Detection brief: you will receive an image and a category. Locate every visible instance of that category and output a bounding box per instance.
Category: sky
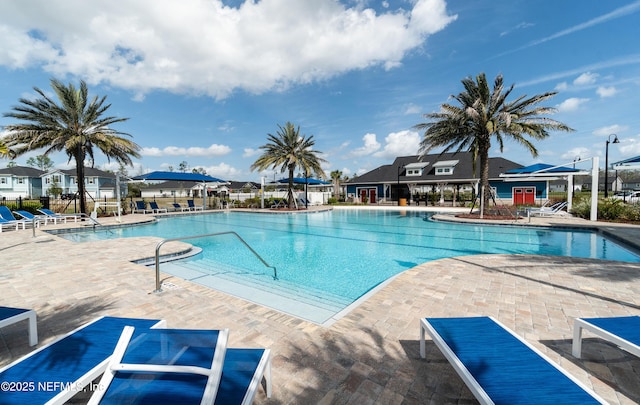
[0,0,639,182]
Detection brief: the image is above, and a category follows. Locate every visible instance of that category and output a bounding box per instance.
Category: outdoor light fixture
[604,134,620,198]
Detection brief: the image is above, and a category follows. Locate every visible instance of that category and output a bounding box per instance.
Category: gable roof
[0,166,45,177]
[44,167,116,178]
[348,153,522,184]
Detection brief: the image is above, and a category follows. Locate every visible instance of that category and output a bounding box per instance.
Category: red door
[369,189,376,204]
[360,189,367,203]
[513,187,535,205]
[513,188,524,205]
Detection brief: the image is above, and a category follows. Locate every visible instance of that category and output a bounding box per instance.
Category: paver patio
[1,209,639,404]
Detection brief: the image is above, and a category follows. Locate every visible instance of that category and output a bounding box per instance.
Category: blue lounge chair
[89,327,272,404]
[38,208,82,223]
[0,205,32,229]
[0,316,165,404]
[420,316,606,404]
[133,200,152,214]
[14,209,51,225]
[172,202,190,212]
[188,199,204,211]
[215,348,272,405]
[0,306,37,346]
[0,217,21,232]
[149,201,168,213]
[572,315,640,359]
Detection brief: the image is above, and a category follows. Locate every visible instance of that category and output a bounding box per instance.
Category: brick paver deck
[1,209,639,404]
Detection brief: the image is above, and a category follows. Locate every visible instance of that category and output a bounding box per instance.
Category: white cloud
[560,147,590,162]
[350,133,381,156]
[403,103,422,115]
[573,72,598,86]
[596,86,617,97]
[0,0,457,100]
[557,97,589,112]
[141,143,231,157]
[242,148,260,158]
[619,136,640,156]
[373,130,421,159]
[199,162,242,180]
[592,125,628,137]
[555,82,568,91]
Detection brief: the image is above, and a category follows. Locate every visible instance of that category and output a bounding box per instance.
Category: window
[52,175,61,183]
[404,162,429,177]
[45,177,51,184]
[0,177,6,184]
[433,160,459,175]
[87,177,95,184]
[17,177,24,184]
[436,167,452,174]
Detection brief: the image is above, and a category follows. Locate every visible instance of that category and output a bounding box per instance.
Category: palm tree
[414,73,573,215]
[0,140,14,159]
[330,170,343,201]
[3,78,140,214]
[251,122,326,209]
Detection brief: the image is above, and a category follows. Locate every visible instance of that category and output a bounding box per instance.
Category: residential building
[41,167,125,199]
[0,166,45,199]
[346,153,523,205]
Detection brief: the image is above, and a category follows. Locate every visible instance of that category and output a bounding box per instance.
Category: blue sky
[1,0,639,181]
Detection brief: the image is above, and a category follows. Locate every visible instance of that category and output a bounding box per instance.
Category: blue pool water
[61,210,640,323]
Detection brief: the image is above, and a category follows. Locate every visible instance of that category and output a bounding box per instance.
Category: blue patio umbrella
[276,177,330,185]
[131,171,226,183]
[131,171,227,209]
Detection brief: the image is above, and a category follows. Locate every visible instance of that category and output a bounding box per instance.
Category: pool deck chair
[89,327,230,404]
[0,205,31,229]
[527,201,568,217]
[420,316,606,404]
[188,199,204,211]
[38,208,82,223]
[14,209,50,225]
[215,348,272,405]
[133,200,152,214]
[0,306,37,346]
[172,202,190,212]
[149,201,168,213]
[0,217,21,232]
[572,316,640,359]
[0,316,165,404]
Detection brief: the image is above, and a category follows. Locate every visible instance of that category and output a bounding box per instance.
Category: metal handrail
[153,231,277,292]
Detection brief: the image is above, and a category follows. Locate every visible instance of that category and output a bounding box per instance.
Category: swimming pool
[60,209,640,324]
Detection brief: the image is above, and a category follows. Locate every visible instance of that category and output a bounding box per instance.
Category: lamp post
[573,156,581,169]
[397,165,403,206]
[604,134,619,198]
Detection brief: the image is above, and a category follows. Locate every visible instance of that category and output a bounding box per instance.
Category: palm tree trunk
[75,146,88,214]
[288,165,295,209]
[479,142,491,216]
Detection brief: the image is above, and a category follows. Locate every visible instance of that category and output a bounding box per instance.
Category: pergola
[499,158,599,221]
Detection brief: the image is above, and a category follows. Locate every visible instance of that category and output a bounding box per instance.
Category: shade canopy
[131,171,226,183]
[277,177,330,185]
[612,155,640,169]
[503,163,579,175]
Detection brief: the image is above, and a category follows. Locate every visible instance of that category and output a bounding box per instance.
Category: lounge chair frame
[0,316,166,405]
[38,208,82,223]
[89,326,229,404]
[0,306,37,346]
[420,316,606,404]
[572,316,640,359]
